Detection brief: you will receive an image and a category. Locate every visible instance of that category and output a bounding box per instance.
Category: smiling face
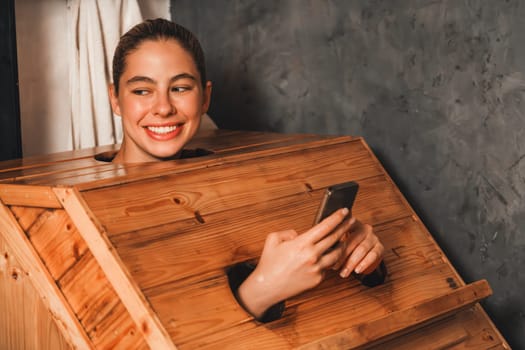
[109,39,212,163]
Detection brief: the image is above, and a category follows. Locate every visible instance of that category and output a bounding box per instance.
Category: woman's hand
[236,208,352,318]
[236,208,384,319]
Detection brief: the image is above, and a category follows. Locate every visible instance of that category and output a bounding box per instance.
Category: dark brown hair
[112,18,206,93]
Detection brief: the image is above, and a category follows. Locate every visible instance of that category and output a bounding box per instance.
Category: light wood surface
[0,184,62,208]
[55,187,176,350]
[0,232,71,350]
[0,199,92,349]
[8,205,147,349]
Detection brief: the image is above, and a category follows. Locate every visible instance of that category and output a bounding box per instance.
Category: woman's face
[109,39,211,163]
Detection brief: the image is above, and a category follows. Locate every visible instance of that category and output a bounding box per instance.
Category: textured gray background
[171,1,525,347]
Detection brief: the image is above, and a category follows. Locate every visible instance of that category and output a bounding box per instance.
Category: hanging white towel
[69,0,142,149]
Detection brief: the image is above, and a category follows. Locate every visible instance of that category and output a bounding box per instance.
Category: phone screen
[314,181,359,224]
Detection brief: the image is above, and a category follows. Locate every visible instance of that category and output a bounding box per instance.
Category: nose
[153,92,175,117]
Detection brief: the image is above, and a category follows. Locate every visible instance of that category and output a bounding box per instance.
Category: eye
[171,86,191,93]
[132,89,150,96]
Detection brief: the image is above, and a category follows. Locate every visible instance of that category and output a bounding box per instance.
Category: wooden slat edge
[0,199,94,350]
[54,187,177,350]
[299,279,492,350]
[0,184,62,208]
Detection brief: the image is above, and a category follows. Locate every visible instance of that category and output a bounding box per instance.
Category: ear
[202,81,212,114]
[108,83,122,116]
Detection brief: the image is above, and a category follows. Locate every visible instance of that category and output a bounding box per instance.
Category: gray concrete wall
[171,1,525,347]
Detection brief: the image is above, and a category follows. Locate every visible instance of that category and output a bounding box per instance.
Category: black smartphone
[314,181,359,225]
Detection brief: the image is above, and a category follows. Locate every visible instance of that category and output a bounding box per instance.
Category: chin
[150,146,184,160]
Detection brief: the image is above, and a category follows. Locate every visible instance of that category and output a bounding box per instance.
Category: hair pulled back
[112,18,206,93]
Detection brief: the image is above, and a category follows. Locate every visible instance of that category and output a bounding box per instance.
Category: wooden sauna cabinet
[0,130,510,349]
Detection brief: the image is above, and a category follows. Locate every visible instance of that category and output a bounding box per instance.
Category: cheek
[178,95,204,118]
[121,99,151,120]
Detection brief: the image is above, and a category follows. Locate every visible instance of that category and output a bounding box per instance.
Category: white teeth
[146,125,178,134]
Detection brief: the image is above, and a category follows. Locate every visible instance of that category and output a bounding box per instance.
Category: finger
[331,218,363,270]
[356,243,385,274]
[303,208,349,244]
[331,241,348,270]
[343,221,369,254]
[339,238,375,278]
[316,216,354,256]
[317,244,345,270]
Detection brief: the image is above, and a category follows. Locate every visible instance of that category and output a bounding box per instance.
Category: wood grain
[0,130,326,189]
[83,139,383,236]
[297,280,491,350]
[142,217,465,347]
[111,175,406,293]
[59,251,122,333]
[88,302,149,350]
[55,187,176,350]
[0,143,119,176]
[46,134,349,190]
[0,199,93,349]
[369,304,508,349]
[0,184,62,208]
[9,205,46,230]
[59,251,147,349]
[23,208,88,280]
[0,232,71,350]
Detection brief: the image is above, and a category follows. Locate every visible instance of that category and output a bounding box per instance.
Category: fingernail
[340,268,349,278]
[355,265,362,274]
[342,208,349,216]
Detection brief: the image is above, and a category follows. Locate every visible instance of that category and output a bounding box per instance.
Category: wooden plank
[59,251,147,349]
[9,205,46,230]
[88,303,149,350]
[0,143,119,175]
[0,131,324,188]
[83,139,382,237]
[59,251,120,333]
[1,232,71,350]
[150,262,458,347]
[370,305,508,349]
[155,272,484,349]
[54,187,176,350]
[0,184,62,208]
[25,134,349,190]
[149,270,251,345]
[298,280,492,349]
[23,208,88,280]
[0,157,112,184]
[0,131,313,177]
[0,199,93,349]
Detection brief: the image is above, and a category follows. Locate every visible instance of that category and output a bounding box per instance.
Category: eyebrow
[125,73,197,85]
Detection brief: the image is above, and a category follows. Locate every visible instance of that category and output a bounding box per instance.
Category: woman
[109,18,384,321]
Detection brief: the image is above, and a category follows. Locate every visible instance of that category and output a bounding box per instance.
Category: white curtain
[68,0,142,149]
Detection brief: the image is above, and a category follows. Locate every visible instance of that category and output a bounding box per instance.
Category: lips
[144,123,183,140]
